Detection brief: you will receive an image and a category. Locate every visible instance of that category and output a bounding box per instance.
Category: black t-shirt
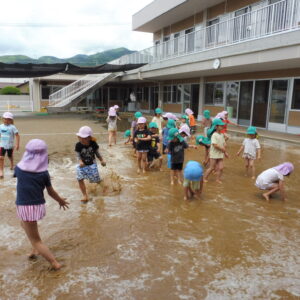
[134,129,150,151]
[75,140,99,165]
[168,140,188,164]
[149,133,160,153]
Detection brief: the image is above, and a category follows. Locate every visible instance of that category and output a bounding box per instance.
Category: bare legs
[204,159,224,183]
[21,221,62,270]
[262,184,280,202]
[244,158,255,179]
[0,156,3,178]
[170,170,182,185]
[137,152,147,174]
[108,131,117,147]
[78,179,88,202]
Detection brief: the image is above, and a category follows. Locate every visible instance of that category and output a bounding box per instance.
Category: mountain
[0,48,135,66]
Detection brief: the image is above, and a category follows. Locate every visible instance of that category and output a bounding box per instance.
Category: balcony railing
[116,0,300,65]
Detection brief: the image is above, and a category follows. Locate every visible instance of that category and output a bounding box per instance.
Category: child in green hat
[147,122,163,171]
[151,108,164,135]
[196,135,211,167]
[236,126,261,179]
[167,128,189,185]
[124,129,131,144]
[162,119,176,153]
[201,110,212,137]
[131,111,143,157]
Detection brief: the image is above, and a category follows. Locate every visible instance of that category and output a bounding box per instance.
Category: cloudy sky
[0,0,153,58]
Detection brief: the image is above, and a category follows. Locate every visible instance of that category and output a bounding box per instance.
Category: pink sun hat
[179,124,191,137]
[17,139,48,173]
[162,112,178,121]
[113,105,119,110]
[76,126,93,138]
[137,117,147,124]
[2,112,14,119]
[108,107,117,117]
[274,162,294,176]
[185,108,193,115]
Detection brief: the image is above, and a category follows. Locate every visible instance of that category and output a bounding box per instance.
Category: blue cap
[184,161,203,181]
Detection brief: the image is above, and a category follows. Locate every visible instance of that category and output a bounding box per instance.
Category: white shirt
[243,138,260,159]
[256,168,283,190]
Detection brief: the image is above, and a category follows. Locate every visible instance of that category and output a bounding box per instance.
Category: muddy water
[0,114,300,300]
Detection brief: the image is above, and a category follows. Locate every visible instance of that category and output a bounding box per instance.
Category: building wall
[203,105,223,116]
[163,103,182,113]
[288,111,300,126]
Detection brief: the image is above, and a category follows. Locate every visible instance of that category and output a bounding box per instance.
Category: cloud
[0,0,153,58]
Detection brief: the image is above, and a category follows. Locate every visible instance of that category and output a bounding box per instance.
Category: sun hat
[149,122,158,129]
[246,126,257,135]
[163,112,178,120]
[137,116,147,124]
[181,114,189,120]
[113,105,119,110]
[155,108,162,114]
[2,112,13,119]
[215,111,228,119]
[124,129,131,137]
[212,118,225,126]
[185,108,193,115]
[108,107,117,117]
[203,110,210,119]
[168,128,184,142]
[76,126,93,138]
[196,135,211,146]
[184,161,203,181]
[179,124,191,137]
[166,119,176,129]
[134,111,142,118]
[17,139,48,173]
[274,162,294,176]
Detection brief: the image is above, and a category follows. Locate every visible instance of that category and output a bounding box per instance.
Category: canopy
[0,62,146,78]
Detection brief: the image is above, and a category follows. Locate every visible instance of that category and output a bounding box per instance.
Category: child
[14,139,69,270]
[0,112,20,178]
[162,119,176,153]
[196,135,211,167]
[201,110,212,137]
[179,124,191,141]
[131,111,143,156]
[151,108,164,135]
[124,129,131,144]
[106,108,117,147]
[255,162,294,202]
[183,161,204,201]
[134,117,151,174]
[215,110,238,135]
[236,126,261,179]
[179,114,189,129]
[203,119,229,183]
[147,122,163,171]
[113,105,121,120]
[75,126,106,203]
[167,128,189,185]
[185,108,196,135]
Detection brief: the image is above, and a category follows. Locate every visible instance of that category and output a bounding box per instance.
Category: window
[109,87,118,100]
[136,87,143,102]
[204,82,224,105]
[204,83,214,104]
[163,86,172,103]
[291,79,300,109]
[214,83,224,105]
[172,85,177,103]
[173,32,180,54]
[226,81,239,118]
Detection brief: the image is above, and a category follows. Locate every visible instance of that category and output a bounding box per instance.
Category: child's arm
[15,133,20,151]
[236,145,244,156]
[278,180,286,201]
[257,148,261,160]
[213,143,229,158]
[46,186,69,210]
[95,150,106,166]
[199,178,204,195]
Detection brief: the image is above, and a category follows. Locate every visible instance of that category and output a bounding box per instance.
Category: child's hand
[101,161,106,167]
[58,198,69,210]
[15,145,20,151]
[79,161,85,168]
[224,151,229,158]
[236,152,240,157]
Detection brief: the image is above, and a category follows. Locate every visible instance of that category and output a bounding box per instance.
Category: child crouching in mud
[75,126,106,203]
[15,139,69,270]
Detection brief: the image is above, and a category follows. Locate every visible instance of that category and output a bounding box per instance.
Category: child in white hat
[106,107,118,147]
[0,112,20,178]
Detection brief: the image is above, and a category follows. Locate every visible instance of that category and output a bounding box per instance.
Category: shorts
[183,179,200,190]
[255,177,275,190]
[0,147,13,157]
[16,204,46,222]
[137,149,149,153]
[171,163,183,171]
[147,151,161,162]
[76,163,100,183]
[190,126,196,134]
[243,153,256,160]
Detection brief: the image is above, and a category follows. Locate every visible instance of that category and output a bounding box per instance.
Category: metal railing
[48,73,113,107]
[115,0,300,65]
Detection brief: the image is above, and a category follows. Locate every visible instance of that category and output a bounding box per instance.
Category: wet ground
[0,114,300,300]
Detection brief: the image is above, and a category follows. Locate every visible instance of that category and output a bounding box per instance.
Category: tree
[0,86,21,95]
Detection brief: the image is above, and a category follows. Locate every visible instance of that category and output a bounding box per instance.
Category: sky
[0,0,153,59]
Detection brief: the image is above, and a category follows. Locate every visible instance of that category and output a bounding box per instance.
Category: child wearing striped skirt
[14,139,69,270]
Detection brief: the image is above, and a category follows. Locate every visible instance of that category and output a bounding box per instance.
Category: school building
[32,0,300,133]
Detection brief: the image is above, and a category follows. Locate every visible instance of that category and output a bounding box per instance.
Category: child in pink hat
[0,112,20,178]
[106,108,118,146]
[15,139,69,270]
[75,126,106,202]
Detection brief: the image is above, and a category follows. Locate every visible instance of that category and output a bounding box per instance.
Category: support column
[158,82,163,108]
[198,76,205,120]
[29,79,41,112]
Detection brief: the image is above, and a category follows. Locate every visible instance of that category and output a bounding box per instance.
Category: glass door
[238,81,253,126]
[252,80,270,128]
[191,84,199,117]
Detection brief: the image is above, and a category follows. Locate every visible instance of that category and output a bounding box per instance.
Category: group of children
[0,106,295,270]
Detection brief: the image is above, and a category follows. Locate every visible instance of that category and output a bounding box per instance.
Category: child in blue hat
[237,126,261,179]
[183,161,204,201]
[167,128,189,185]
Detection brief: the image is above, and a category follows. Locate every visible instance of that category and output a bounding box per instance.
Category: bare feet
[159,168,163,172]
[177,179,182,185]
[216,180,222,184]
[137,168,141,174]
[263,193,270,202]
[251,176,255,180]
[51,261,62,270]
[183,196,188,201]
[170,180,174,185]
[142,169,146,174]
[203,179,208,183]
[28,248,39,260]
[81,196,89,203]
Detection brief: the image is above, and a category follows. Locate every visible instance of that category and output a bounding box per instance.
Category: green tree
[0,86,21,95]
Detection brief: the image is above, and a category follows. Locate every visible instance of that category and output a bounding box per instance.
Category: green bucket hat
[181,114,189,120]
[166,119,176,129]
[124,129,131,137]
[203,110,210,119]
[155,108,162,114]
[212,118,225,126]
[149,122,158,129]
[134,111,142,118]
[196,135,211,146]
[168,128,184,142]
[246,126,257,135]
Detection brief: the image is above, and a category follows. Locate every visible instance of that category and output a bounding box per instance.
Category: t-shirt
[256,168,284,189]
[162,127,169,146]
[151,116,163,134]
[106,116,117,131]
[134,129,150,151]
[75,140,99,165]
[210,132,226,159]
[220,119,229,134]
[168,140,188,164]
[15,166,51,206]
[189,115,196,127]
[149,133,160,153]
[0,124,18,149]
[243,138,260,158]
